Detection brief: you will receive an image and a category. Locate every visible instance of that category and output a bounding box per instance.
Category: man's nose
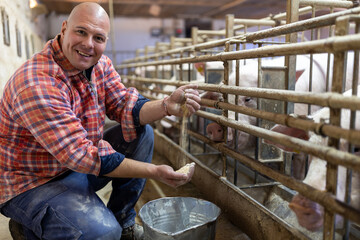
[83,36,94,48]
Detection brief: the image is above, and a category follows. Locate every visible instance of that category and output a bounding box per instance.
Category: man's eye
[95,36,106,43]
[76,30,85,35]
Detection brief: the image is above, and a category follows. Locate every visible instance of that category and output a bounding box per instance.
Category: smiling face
[60,3,110,71]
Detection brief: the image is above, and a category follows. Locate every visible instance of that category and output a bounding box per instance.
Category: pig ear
[296,69,305,82]
[264,124,309,152]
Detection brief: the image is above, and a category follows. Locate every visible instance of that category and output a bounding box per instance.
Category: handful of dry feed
[176,162,195,174]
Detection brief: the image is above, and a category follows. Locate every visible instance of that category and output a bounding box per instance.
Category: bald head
[67,2,110,27]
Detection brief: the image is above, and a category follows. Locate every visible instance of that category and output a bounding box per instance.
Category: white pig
[206,53,357,149]
[268,85,360,231]
[206,55,319,145]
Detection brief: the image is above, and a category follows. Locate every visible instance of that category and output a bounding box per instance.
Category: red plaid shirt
[0,35,139,204]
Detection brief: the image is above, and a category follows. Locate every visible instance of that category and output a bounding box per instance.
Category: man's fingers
[180,84,198,91]
[185,93,201,102]
[184,88,200,96]
[184,98,200,115]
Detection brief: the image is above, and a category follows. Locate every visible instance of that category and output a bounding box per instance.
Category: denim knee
[80,222,122,240]
[134,124,154,164]
[141,125,154,150]
[142,124,154,142]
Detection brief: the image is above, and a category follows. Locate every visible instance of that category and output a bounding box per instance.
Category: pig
[204,53,358,180]
[205,55,313,145]
[205,53,357,149]
[267,85,360,231]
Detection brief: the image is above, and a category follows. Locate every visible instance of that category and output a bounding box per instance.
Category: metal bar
[118,33,360,69]
[124,75,360,111]
[108,0,116,67]
[196,83,360,111]
[344,29,359,236]
[322,18,348,240]
[200,98,360,146]
[118,7,360,64]
[300,0,355,8]
[197,29,226,36]
[233,18,286,27]
[195,110,360,172]
[182,128,360,226]
[239,182,280,189]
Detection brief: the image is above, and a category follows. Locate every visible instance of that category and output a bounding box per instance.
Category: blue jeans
[0,124,154,240]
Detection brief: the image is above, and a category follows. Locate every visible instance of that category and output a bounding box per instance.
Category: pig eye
[245,97,252,102]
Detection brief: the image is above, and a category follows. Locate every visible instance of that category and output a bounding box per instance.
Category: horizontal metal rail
[124,75,360,110]
[118,33,360,68]
[129,6,325,62]
[200,98,360,146]
[196,110,360,172]
[119,7,360,64]
[300,0,356,8]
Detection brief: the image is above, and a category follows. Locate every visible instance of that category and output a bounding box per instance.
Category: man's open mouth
[76,50,91,57]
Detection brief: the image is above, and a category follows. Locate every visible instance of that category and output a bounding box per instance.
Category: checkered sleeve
[102,58,139,142]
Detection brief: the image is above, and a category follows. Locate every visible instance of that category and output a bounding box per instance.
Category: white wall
[0,0,46,94]
[0,1,226,95]
[47,14,187,64]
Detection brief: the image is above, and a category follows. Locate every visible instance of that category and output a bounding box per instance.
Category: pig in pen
[117,2,360,239]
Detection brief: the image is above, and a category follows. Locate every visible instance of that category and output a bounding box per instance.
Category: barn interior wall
[0,0,224,95]
[47,14,224,64]
[0,0,46,94]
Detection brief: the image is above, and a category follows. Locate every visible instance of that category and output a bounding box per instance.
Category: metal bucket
[139,197,221,240]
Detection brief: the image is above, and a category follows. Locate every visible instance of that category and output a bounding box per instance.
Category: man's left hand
[165,84,201,117]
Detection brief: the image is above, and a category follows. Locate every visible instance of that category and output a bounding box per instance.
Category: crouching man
[0,2,201,240]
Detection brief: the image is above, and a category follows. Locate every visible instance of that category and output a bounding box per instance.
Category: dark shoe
[9,219,25,240]
[121,223,144,240]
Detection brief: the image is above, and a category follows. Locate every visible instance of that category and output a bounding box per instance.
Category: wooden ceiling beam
[202,0,247,17]
[42,0,220,7]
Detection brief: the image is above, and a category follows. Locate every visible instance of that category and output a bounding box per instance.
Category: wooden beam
[42,0,220,7]
[202,0,247,17]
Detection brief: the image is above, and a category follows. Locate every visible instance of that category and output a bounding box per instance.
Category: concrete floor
[0,214,11,240]
[0,150,250,240]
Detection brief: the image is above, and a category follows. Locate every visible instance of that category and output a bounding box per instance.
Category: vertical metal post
[254,45,262,184]
[285,0,299,114]
[222,42,231,178]
[322,16,350,240]
[284,0,299,181]
[219,15,234,178]
[178,49,188,169]
[155,42,159,80]
[109,0,117,66]
[191,26,198,45]
[307,7,316,115]
[234,42,240,185]
[170,37,176,79]
[344,21,359,240]
[226,14,234,71]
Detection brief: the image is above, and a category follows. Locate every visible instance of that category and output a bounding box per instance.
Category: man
[0,2,201,240]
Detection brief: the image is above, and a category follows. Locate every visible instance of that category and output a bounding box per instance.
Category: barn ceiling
[39,0,287,19]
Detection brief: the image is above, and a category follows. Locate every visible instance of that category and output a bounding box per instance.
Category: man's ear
[60,21,67,36]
